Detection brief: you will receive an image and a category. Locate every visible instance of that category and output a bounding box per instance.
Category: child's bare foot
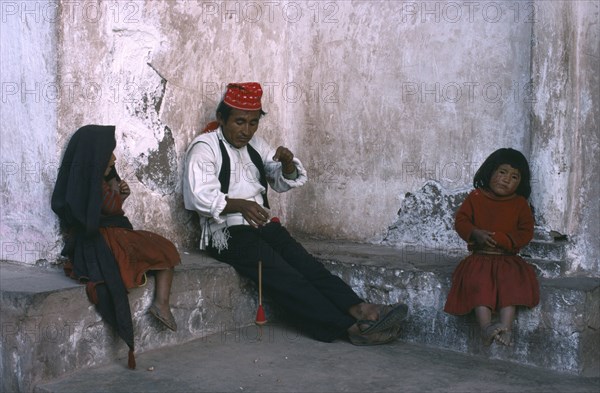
[495,329,513,346]
[482,323,504,346]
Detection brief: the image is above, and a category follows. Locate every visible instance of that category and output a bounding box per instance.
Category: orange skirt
[444,253,539,315]
[99,228,180,289]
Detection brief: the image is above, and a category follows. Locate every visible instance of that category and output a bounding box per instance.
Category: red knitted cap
[223,82,263,111]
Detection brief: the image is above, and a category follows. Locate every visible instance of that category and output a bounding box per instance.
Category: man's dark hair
[216,101,266,123]
[473,148,532,199]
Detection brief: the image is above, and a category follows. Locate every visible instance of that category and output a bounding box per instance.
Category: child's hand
[106,178,120,192]
[471,229,497,248]
[119,181,131,200]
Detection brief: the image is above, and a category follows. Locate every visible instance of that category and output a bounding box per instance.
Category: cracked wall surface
[1,0,598,274]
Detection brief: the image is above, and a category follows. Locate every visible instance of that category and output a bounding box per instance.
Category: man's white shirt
[183,127,307,249]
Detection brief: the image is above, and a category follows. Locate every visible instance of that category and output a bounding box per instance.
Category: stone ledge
[299,237,599,378]
[1,239,599,392]
[1,252,260,393]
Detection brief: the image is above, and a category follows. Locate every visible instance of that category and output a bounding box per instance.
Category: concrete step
[34,325,600,393]
[299,237,600,377]
[0,252,261,393]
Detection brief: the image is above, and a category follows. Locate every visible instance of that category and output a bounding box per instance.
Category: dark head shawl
[51,125,136,368]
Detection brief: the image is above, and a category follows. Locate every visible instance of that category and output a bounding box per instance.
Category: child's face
[489,164,521,197]
[104,153,116,176]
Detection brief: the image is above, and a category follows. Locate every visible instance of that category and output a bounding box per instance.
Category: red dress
[99,181,180,289]
[444,189,540,315]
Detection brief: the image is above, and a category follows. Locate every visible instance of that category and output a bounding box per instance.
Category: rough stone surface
[2,239,599,392]
[299,238,600,377]
[0,252,261,393]
[134,125,178,196]
[521,239,568,262]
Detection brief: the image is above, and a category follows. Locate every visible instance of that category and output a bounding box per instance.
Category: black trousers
[209,221,362,342]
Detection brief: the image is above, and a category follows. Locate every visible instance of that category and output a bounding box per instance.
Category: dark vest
[217,139,270,209]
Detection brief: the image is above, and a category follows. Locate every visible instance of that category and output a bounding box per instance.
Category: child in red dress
[444,148,540,346]
[101,152,180,331]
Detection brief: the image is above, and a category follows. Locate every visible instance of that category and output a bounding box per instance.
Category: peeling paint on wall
[1,0,597,275]
[382,181,468,251]
[129,64,167,121]
[120,64,178,195]
[135,126,178,195]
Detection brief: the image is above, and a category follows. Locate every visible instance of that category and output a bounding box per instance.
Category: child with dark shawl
[51,125,180,369]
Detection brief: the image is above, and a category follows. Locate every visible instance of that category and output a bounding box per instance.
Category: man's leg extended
[211,225,357,342]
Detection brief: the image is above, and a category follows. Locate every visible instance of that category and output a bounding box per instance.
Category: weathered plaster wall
[282,1,533,240]
[0,0,60,265]
[2,0,597,274]
[56,0,296,249]
[56,0,533,246]
[530,0,599,273]
[55,0,183,247]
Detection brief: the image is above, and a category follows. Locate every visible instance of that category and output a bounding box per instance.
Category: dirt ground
[37,324,600,393]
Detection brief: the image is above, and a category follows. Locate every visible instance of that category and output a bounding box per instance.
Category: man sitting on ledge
[183,82,407,345]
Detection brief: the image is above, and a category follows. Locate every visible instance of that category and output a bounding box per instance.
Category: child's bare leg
[153,268,174,314]
[475,306,503,345]
[496,306,515,346]
[148,268,176,331]
[474,306,491,328]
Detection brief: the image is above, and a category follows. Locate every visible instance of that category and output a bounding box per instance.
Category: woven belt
[472,249,516,256]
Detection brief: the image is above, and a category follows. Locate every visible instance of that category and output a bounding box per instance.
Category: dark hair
[216,101,266,123]
[473,148,531,198]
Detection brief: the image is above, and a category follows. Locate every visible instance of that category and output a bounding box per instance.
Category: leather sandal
[349,325,401,346]
[149,304,177,332]
[357,303,408,335]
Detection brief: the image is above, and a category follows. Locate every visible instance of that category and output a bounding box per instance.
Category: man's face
[218,109,262,148]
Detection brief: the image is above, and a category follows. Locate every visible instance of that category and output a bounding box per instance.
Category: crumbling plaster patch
[382,181,468,251]
[123,63,178,196]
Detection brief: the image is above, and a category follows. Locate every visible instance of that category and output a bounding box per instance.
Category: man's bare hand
[273,146,296,174]
[224,198,269,228]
